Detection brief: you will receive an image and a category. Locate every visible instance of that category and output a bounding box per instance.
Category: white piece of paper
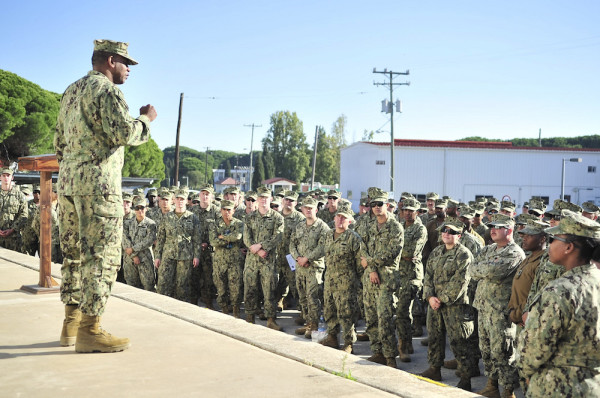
[286,254,296,271]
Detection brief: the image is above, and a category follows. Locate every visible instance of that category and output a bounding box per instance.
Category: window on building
[415,194,426,202]
[376,160,385,165]
[589,166,596,173]
[475,195,493,202]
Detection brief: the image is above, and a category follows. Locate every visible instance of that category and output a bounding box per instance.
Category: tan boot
[295,325,309,335]
[418,366,442,381]
[60,304,81,347]
[443,358,458,369]
[304,322,317,339]
[501,387,516,398]
[397,339,411,363]
[366,352,386,365]
[356,332,369,341]
[246,314,255,324]
[476,378,500,398]
[232,305,240,319]
[342,344,354,354]
[456,376,472,391]
[320,333,339,349]
[267,317,283,331]
[386,357,397,368]
[75,314,130,353]
[276,298,284,312]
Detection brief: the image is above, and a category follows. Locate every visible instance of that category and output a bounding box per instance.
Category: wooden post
[18,154,60,294]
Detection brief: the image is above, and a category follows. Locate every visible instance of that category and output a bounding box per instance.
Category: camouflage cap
[488,214,515,228]
[271,197,282,207]
[52,183,58,193]
[132,197,146,208]
[147,188,158,196]
[133,188,144,197]
[545,209,600,239]
[335,207,354,220]
[420,202,428,211]
[214,192,223,201]
[220,199,235,210]
[302,197,318,208]
[94,39,139,65]
[434,198,447,208]
[1,168,14,176]
[370,191,389,203]
[317,195,327,205]
[528,198,546,215]
[175,188,188,199]
[256,186,271,197]
[274,187,286,198]
[400,191,414,200]
[199,183,214,194]
[327,190,341,199]
[486,203,500,213]
[158,187,171,198]
[191,192,201,202]
[441,217,464,232]
[581,201,599,214]
[446,198,459,208]
[387,198,397,208]
[20,184,33,196]
[283,190,299,201]
[359,196,370,206]
[487,197,499,205]
[472,204,485,215]
[33,184,40,193]
[515,213,537,225]
[228,186,241,194]
[402,197,421,211]
[500,200,516,212]
[519,219,550,235]
[122,192,133,202]
[245,191,258,200]
[547,199,582,215]
[459,207,476,219]
[367,187,384,199]
[476,197,487,203]
[426,192,439,200]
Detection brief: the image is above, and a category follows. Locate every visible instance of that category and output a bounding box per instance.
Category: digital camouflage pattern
[290,218,330,324]
[517,263,600,397]
[243,208,284,318]
[31,203,62,263]
[209,216,244,309]
[525,255,565,313]
[191,202,220,303]
[122,215,157,291]
[21,199,39,255]
[470,240,525,389]
[0,187,28,251]
[275,209,305,303]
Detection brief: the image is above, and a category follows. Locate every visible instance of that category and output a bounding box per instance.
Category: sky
[2,1,599,155]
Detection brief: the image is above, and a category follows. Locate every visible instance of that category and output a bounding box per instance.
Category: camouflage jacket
[243,208,284,255]
[353,211,375,239]
[323,228,363,282]
[209,217,244,250]
[290,218,330,270]
[399,217,427,284]
[155,211,201,260]
[424,243,473,306]
[0,188,28,232]
[122,216,157,258]
[360,214,404,284]
[55,71,150,197]
[460,231,484,257]
[516,263,600,393]
[525,252,565,313]
[317,207,337,228]
[192,203,220,244]
[470,240,525,312]
[277,209,305,257]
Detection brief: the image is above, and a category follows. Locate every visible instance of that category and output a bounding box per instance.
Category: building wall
[341,142,600,210]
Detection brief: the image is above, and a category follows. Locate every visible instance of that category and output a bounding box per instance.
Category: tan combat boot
[366,352,386,365]
[342,344,353,354]
[397,339,411,363]
[232,305,240,319]
[356,332,369,341]
[476,378,500,398]
[418,366,442,381]
[443,358,458,369]
[276,298,284,312]
[295,325,309,335]
[246,314,255,324]
[456,376,472,391]
[75,314,130,353]
[320,333,339,349]
[60,304,81,346]
[386,357,397,368]
[304,322,318,339]
[267,317,283,332]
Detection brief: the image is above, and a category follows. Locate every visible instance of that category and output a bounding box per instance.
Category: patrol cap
[317,195,327,206]
[446,198,459,209]
[20,184,33,196]
[327,190,341,199]
[133,188,144,197]
[302,197,318,208]
[522,201,529,209]
[581,201,599,214]
[158,187,172,199]
[441,217,464,232]
[545,209,600,239]
[387,198,397,208]
[199,183,214,194]
[419,202,428,212]
[400,191,414,200]
[220,200,235,210]
[271,197,282,207]
[284,190,299,201]
[367,187,384,199]
[191,193,201,203]
[500,200,516,212]
[487,198,499,205]
[147,188,158,197]
[245,191,258,200]
[33,184,41,193]
[93,39,139,65]
[274,187,286,198]
[228,186,241,194]
[459,207,476,219]
[426,192,439,201]
[547,199,582,216]
[175,188,188,199]
[486,203,500,213]
[359,196,370,206]
[256,186,271,197]
[132,197,146,208]
[488,214,515,228]
[214,192,223,201]
[434,199,447,208]
[335,207,354,220]
[402,197,421,211]
[472,204,485,215]
[528,199,546,216]
[122,192,133,202]
[1,168,14,176]
[370,191,389,204]
[515,213,537,225]
[519,219,550,235]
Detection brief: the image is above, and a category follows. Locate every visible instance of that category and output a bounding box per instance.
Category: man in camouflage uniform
[320,207,362,353]
[470,214,525,397]
[317,189,341,227]
[122,197,157,291]
[20,184,39,256]
[55,39,156,352]
[146,188,158,209]
[396,197,427,362]
[581,201,599,221]
[516,210,600,397]
[154,188,200,302]
[0,168,28,252]
[360,191,404,368]
[209,200,244,317]
[225,187,246,221]
[275,190,304,312]
[417,217,475,391]
[147,188,172,225]
[423,198,447,265]
[472,204,489,241]
[118,192,135,283]
[290,197,330,338]
[191,183,219,309]
[243,186,284,331]
[31,184,62,264]
[419,192,439,224]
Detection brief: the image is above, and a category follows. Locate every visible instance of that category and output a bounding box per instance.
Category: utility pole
[204,147,210,184]
[373,69,409,195]
[244,123,262,191]
[174,93,184,186]
[311,126,318,190]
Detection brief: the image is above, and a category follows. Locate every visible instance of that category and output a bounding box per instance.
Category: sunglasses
[246,198,256,202]
[134,206,145,211]
[545,214,561,221]
[270,204,280,209]
[440,228,460,235]
[327,196,338,200]
[488,210,498,215]
[548,235,571,244]
[371,201,385,208]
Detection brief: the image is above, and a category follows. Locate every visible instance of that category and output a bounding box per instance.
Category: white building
[340,139,600,210]
[213,166,253,192]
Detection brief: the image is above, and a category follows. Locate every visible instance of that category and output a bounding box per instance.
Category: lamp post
[561,158,582,200]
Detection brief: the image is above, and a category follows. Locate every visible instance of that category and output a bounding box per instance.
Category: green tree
[224,159,232,177]
[313,126,337,185]
[252,151,265,189]
[262,110,310,182]
[262,148,275,180]
[0,69,61,163]
[329,114,348,183]
[362,129,375,142]
[122,138,165,186]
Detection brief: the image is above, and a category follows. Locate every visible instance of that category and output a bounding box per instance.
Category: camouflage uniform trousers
[295,265,324,324]
[191,248,215,303]
[275,254,298,303]
[427,303,475,377]
[395,280,420,344]
[243,254,278,318]
[123,251,155,291]
[157,259,193,302]
[363,273,398,358]
[323,274,357,346]
[478,307,519,388]
[212,250,243,309]
[58,194,122,316]
[0,234,22,252]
